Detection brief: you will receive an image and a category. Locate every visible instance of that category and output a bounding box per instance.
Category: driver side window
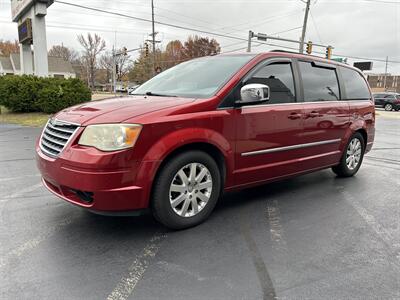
[219,61,297,108]
[245,62,296,104]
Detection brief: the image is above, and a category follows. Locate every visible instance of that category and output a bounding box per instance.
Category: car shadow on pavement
[216,169,339,212]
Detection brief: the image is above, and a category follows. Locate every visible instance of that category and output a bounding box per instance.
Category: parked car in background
[128,85,140,95]
[116,86,127,93]
[36,51,375,229]
[373,92,400,111]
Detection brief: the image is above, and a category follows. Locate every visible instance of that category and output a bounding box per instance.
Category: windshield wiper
[144,92,177,97]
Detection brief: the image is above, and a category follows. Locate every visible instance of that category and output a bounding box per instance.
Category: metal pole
[299,0,311,54]
[112,47,117,96]
[151,0,156,76]
[247,30,253,52]
[383,56,388,91]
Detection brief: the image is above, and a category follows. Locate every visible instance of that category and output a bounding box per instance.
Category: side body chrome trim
[217,99,373,111]
[241,138,342,157]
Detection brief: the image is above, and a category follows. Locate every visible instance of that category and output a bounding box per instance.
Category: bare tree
[48,44,79,64]
[100,49,131,81]
[0,39,19,55]
[77,33,106,89]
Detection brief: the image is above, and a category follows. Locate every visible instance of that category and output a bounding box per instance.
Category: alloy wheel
[385,104,393,111]
[346,138,362,170]
[169,163,213,217]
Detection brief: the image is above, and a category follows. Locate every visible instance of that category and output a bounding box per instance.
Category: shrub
[0,75,41,112]
[0,75,91,113]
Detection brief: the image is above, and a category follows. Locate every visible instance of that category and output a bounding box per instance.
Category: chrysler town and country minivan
[36,51,375,229]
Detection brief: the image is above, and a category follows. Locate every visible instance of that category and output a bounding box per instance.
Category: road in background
[0,112,399,299]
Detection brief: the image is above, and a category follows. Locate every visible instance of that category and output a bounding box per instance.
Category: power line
[309,10,323,44]
[53,1,400,64]
[361,0,399,4]
[53,1,303,50]
[4,0,397,65]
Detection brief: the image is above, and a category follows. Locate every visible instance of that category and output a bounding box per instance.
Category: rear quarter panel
[347,100,375,152]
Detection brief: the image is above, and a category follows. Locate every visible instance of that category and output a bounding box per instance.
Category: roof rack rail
[270,49,334,61]
[270,50,300,55]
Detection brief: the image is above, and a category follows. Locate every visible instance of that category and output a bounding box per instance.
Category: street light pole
[299,0,311,54]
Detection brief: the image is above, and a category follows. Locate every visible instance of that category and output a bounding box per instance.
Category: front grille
[40,119,79,157]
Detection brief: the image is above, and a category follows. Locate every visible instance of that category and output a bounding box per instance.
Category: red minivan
[36,51,375,229]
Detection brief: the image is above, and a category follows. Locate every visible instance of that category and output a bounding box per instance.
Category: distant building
[0,53,76,78]
[367,74,400,93]
[0,56,14,75]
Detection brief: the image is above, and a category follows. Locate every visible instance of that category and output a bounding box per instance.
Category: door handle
[308,111,320,118]
[288,112,302,120]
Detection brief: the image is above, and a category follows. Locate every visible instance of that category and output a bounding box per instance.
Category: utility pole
[299,0,311,54]
[151,0,156,76]
[383,56,388,91]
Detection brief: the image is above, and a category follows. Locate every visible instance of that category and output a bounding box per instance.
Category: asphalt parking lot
[1,110,399,300]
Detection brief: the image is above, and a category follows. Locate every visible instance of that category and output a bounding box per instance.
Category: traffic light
[326,46,333,59]
[115,64,119,75]
[144,43,149,57]
[306,41,313,55]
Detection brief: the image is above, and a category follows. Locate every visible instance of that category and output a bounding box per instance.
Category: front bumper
[36,146,157,212]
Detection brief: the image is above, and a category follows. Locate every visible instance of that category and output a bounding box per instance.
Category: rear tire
[332,132,365,177]
[384,103,393,111]
[152,151,221,230]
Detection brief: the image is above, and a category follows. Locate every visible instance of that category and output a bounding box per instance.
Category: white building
[0,53,76,78]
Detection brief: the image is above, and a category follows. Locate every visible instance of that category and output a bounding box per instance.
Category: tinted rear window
[299,61,340,101]
[340,67,371,100]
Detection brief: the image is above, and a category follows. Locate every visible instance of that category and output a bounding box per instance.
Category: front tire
[152,151,221,230]
[332,132,365,177]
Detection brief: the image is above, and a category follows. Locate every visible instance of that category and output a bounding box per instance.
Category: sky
[0,0,399,73]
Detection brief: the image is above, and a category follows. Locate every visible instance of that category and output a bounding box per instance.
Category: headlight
[78,124,142,151]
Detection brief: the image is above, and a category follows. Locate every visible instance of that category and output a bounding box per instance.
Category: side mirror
[236,84,270,105]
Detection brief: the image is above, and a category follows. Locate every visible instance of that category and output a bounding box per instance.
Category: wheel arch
[355,128,368,146]
[154,142,227,187]
[137,127,234,209]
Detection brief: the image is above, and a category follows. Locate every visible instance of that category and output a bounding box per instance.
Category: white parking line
[0,217,74,269]
[266,199,288,251]
[338,187,400,262]
[0,183,43,203]
[107,233,167,300]
[0,174,40,182]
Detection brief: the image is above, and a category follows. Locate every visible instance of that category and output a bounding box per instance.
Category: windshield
[133,54,255,98]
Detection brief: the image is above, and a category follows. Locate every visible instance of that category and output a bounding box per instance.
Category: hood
[54,96,195,126]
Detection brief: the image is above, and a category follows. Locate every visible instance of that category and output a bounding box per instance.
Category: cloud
[1,0,399,73]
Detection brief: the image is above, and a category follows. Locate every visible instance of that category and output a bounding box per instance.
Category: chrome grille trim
[40,119,80,158]
[47,122,76,134]
[42,133,66,147]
